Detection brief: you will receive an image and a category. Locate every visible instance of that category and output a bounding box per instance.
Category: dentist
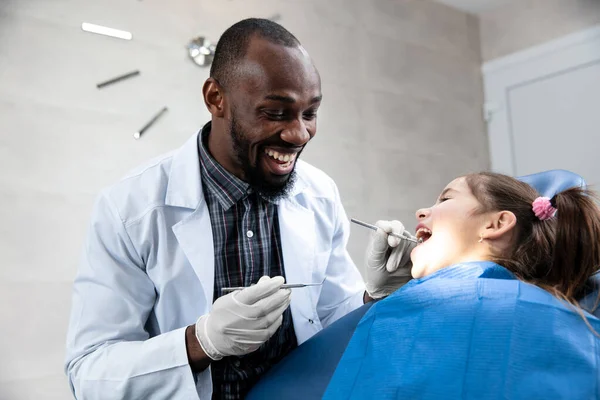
[65,18,415,400]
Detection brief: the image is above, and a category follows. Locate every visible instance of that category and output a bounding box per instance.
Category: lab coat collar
[165,132,205,209]
[165,127,310,209]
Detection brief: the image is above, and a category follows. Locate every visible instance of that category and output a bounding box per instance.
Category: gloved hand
[365,220,417,299]
[195,276,291,360]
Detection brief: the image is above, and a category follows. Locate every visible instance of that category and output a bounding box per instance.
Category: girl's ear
[483,210,517,240]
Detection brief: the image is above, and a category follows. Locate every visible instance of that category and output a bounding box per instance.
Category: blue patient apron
[324,261,600,400]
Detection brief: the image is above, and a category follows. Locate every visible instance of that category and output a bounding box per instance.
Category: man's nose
[280,119,311,146]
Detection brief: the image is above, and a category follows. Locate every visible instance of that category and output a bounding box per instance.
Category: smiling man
[64,18,416,400]
[203,22,321,202]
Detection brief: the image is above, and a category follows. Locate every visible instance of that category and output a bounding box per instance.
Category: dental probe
[221,279,325,293]
[350,218,423,244]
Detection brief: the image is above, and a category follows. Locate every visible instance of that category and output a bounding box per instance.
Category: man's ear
[483,210,517,241]
[202,78,226,118]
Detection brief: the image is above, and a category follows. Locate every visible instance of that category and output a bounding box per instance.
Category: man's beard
[230,115,298,201]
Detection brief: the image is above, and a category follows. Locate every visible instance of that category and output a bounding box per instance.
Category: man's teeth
[265,149,297,163]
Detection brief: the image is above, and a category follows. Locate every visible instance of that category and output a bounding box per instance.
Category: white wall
[482,25,600,185]
[0,1,487,398]
[479,0,600,61]
[479,0,600,183]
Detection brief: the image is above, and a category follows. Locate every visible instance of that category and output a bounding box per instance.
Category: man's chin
[251,169,297,201]
[266,172,291,185]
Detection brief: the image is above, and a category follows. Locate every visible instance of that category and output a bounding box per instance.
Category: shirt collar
[198,122,250,210]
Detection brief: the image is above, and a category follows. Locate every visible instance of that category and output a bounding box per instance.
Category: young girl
[410,171,600,314]
[248,171,600,400]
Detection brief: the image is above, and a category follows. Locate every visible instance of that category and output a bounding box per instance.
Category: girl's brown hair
[465,172,600,314]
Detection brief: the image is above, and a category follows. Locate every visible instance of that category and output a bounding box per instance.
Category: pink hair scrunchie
[532,196,556,221]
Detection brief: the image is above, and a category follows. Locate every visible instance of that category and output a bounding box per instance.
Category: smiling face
[205,35,322,200]
[410,177,494,278]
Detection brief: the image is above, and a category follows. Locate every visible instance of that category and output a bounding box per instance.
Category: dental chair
[247,170,600,400]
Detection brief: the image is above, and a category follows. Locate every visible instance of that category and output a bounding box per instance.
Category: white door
[483,25,600,187]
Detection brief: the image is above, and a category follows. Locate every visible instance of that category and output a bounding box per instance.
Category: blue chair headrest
[517,169,586,197]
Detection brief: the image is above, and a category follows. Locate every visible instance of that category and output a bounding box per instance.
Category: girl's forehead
[444,177,467,191]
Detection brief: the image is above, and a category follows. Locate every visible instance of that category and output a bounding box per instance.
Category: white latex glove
[365,220,417,299]
[195,275,291,360]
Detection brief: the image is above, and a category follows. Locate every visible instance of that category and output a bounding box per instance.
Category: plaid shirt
[198,123,298,400]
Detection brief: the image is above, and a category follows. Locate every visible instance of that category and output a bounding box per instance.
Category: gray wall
[479,0,600,61]
[0,0,487,398]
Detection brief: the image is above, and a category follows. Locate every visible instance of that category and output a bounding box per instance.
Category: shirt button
[246,230,254,238]
[308,319,314,324]
[233,359,241,368]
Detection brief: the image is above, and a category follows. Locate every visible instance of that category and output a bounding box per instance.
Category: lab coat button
[308,319,314,324]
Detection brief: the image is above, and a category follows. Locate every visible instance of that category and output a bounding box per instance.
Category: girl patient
[411,172,599,307]
[249,172,600,400]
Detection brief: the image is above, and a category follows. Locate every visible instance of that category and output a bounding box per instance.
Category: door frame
[482,24,600,175]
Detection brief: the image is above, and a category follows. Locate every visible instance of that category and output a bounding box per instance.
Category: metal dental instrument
[221,279,325,293]
[134,106,168,139]
[96,70,140,89]
[350,218,422,244]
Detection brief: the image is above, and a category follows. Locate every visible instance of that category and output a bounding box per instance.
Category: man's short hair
[210,18,300,89]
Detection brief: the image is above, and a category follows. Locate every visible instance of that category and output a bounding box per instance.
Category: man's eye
[265,111,285,120]
[439,197,450,203]
[303,112,317,120]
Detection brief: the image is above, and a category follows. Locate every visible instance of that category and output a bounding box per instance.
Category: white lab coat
[64,132,366,399]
